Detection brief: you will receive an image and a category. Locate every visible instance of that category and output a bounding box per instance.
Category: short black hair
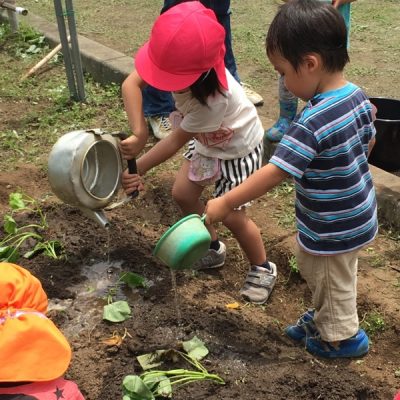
[190,68,225,106]
[266,0,349,72]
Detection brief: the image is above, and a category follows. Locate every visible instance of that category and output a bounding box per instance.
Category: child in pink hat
[121,1,277,304]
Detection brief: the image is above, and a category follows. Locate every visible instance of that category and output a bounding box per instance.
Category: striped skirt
[184,140,263,202]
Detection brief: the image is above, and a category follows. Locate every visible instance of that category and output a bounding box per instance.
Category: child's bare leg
[172,160,218,240]
[222,208,266,265]
[223,208,276,304]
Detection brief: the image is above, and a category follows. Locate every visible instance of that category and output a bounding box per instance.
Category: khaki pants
[296,244,359,342]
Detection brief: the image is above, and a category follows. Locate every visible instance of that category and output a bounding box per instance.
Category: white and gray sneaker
[240,262,277,304]
[192,241,226,270]
[148,115,172,139]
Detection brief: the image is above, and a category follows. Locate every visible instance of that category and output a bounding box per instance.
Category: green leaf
[143,375,172,398]
[103,300,131,322]
[23,242,44,259]
[120,271,147,288]
[155,377,172,398]
[0,246,19,262]
[3,214,17,234]
[137,350,167,371]
[9,192,26,210]
[42,240,62,259]
[122,375,155,400]
[23,248,40,259]
[24,239,60,260]
[182,336,209,361]
[26,44,37,53]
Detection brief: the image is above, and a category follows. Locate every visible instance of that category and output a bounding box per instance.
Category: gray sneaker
[148,115,172,139]
[192,242,226,270]
[240,262,277,304]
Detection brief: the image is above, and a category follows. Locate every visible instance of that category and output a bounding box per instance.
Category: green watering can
[153,214,211,270]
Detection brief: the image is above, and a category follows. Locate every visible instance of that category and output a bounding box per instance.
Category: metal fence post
[65,0,85,101]
[53,0,85,102]
[6,0,18,32]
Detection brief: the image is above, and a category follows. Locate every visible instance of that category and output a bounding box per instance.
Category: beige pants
[296,244,360,342]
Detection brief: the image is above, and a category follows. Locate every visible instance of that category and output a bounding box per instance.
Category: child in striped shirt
[205,0,377,359]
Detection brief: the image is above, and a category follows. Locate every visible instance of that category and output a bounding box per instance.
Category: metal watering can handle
[115,131,139,199]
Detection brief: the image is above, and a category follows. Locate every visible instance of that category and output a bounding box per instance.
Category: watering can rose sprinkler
[47,129,138,228]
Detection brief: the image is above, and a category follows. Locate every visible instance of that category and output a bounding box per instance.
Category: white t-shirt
[172,70,263,160]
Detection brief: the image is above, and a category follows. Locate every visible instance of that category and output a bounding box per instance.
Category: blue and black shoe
[306,328,369,359]
[285,309,315,343]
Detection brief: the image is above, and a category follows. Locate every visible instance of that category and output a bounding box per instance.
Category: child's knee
[171,186,186,206]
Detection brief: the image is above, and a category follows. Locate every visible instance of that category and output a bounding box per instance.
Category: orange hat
[0,262,71,382]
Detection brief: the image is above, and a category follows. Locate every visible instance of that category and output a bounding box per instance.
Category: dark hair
[190,68,226,106]
[161,0,193,14]
[266,0,349,72]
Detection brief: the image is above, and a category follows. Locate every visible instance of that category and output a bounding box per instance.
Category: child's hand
[121,168,144,195]
[205,197,231,225]
[119,135,144,160]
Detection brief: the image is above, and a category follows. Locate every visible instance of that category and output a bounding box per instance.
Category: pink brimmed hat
[134,1,228,91]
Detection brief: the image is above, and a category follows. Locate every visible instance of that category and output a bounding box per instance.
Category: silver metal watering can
[48,129,137,228]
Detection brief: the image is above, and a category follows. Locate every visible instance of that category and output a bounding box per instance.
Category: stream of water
[169,269,182,326]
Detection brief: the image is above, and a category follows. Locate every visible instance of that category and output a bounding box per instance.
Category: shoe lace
[160,116,171,131]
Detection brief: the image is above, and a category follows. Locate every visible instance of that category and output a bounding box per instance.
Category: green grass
[0,22,128,171]
[288,255,299,274]
[267,180,296,230]
[18,0,400,94]
[360,311,386,337]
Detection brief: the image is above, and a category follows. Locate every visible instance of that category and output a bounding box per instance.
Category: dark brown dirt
[2,165,399,400]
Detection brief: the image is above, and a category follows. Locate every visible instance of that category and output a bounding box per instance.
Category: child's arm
[137,127,192,175]
[368,103,377,156]
[368,137,376,156]
[120,70,150,158]
[205,163,289,224]
[121,127,192,194]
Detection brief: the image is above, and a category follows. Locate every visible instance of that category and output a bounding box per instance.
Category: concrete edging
[0,11,134,84]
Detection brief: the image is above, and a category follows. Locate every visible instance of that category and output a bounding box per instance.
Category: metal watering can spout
[79,207,110,229]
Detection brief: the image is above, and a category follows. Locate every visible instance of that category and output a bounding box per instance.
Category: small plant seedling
[284,255,300,285]
[122,337,224,399]
[104,271,147,304]
[102,271,146,323]
[360,311,386,336]
[103,300,131,323]
[0,192,63,262]
[288,256,299,274]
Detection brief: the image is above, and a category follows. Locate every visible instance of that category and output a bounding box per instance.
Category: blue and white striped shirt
[270,82,378,255]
